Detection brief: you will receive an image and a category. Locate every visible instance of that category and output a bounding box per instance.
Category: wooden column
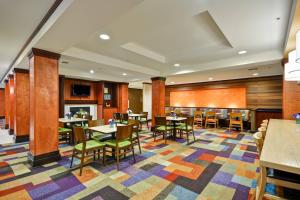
[151,77,166,127]
[4,80,9,129]
[13,69,30,143]
[8,75,14,135]
[0,88,5,119]
[283,80,300,119]
[118,83,129,113]
[28,48,61,166]
[59,75,65,118]
[97,81,104,119]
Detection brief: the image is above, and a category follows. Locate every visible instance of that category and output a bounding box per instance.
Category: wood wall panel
[103,108,118,124]
[166,76,283,109]
[0,89,5,117]
[128,88,143,113]
[14,71,29,137]
[64,78,97,101]
[283,81,300,119]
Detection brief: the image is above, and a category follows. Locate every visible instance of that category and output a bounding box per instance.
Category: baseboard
[28,151,61,167]
[14,135,29,143]
[9,129,14,135]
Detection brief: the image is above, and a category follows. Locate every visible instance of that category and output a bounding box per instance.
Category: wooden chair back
[206,111,216,120]
[128,119,140,132]
[141,112,148,119]
[155,116,166,126]
[194,111,203,119]
[113,113,122,120]
[230,112,243,122]
[116,125,133,141]
[59,121,64,128]
[175,109,182,116]
[73,126,86,145]
[122,113,129,121]
[88,119,104,127]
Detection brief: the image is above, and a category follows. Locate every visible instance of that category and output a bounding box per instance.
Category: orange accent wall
[14,71,30,136]
[0,89,5,117]
[170,88,246,108]
[29,54,59,156]
[283,81,300,119]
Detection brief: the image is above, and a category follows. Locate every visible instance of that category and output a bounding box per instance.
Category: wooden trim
[0,0,63,82]
[14,135,29,143]
[28,151,61,167]
[28,48,61,60]
[151,77,166,81]
[64,100,98,104]
[8,74,14,79]
[13,68,29,74]
[167,75,282,88]
[65,77,99,83]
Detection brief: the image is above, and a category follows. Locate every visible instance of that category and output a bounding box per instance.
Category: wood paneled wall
[166,76,283,109]
[128,88,143,113]
[64,78,97,102]
[0,89,5,117]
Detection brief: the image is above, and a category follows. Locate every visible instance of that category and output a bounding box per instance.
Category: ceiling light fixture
[173,63,180,67]
[99,33,110,40]
[122,73,127,76]
[90,70,94,74]
[238,50,247,55]
[252,72,259,76]
[208,77,213,81]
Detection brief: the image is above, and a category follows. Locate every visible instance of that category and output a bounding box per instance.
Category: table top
[166,116,187,121]
[260,119,300,174]
[88,124,125,134]
[59,118,88,123]
[129,114,144,117]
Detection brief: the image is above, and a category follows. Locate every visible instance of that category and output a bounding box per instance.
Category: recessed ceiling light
[253,72,259,76]
[208,77,213,81]
[238,50,247,55]
[170,81,175,84]
[90,70,94,74]
[99,33,110,40]
[122,73,127,76]
[173,63,180,67]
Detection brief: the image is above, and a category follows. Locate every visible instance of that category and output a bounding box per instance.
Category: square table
[166,116,187,139]
[88,124,126,138]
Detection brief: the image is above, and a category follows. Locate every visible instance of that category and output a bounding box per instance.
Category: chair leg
[103,147,106,165]
[70,150,75,168]
[132,145,136,163]
[154,131,156,142]
[79,153,85,176]
[137,137,142,154]
[164,132,167,144]
[192,130,195,141]
[186,132,189,144]
[116,148,120,170]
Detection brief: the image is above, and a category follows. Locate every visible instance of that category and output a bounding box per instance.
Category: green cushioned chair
[104,125,136,170]
[154,116,172,144]
[175,116,195,144]
[139,112,149,130]
[58,123,72,144]
[70,127,106,176]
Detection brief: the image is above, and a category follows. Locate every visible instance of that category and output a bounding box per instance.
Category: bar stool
[258,126,267,139]
[253,131,263,154]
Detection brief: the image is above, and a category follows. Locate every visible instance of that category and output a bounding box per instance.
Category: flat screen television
[71,84,91,96]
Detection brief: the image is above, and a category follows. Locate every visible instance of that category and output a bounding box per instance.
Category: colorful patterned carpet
[0,129,262,200]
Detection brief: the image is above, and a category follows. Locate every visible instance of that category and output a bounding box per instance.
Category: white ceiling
[1,0,294,88]
[0,0,55,80]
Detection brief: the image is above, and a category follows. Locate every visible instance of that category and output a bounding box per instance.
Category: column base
[9,129,14,135]
[28,151,61,167]
[5,124,9,129]
[14,135,29,143]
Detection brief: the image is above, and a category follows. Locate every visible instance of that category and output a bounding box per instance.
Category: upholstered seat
[105,139,131,148]
[157,125,172,131]
[75,140,105,151]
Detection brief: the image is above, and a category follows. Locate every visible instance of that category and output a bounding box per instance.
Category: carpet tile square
[1,128,293,199]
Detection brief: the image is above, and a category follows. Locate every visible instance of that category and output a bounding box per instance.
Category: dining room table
[88,123,126,139]
[129,113,145,120]
[166,116,187,139]
[256,119,300,200]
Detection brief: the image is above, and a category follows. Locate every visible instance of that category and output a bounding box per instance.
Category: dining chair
[88,119,107,140]
[70,126,105,176]
[205,111,218,128]
[139,112,149,130]
[104,125,136,170]
[229,112,243,131]
[128,119,142,154]
[154,116,172,144]
[121,113,129,124]
[194,111,203,128]
[58,122,72,144]
[113,113,122,123]
[176,116,196,144]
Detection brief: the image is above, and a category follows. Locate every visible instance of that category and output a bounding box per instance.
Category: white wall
[142,83,152,119]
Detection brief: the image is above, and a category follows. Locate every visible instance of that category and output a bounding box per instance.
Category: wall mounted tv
[71,84,91,96]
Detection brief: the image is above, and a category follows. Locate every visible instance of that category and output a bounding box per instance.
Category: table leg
[173,121,176,139]
[256,166,266,200]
